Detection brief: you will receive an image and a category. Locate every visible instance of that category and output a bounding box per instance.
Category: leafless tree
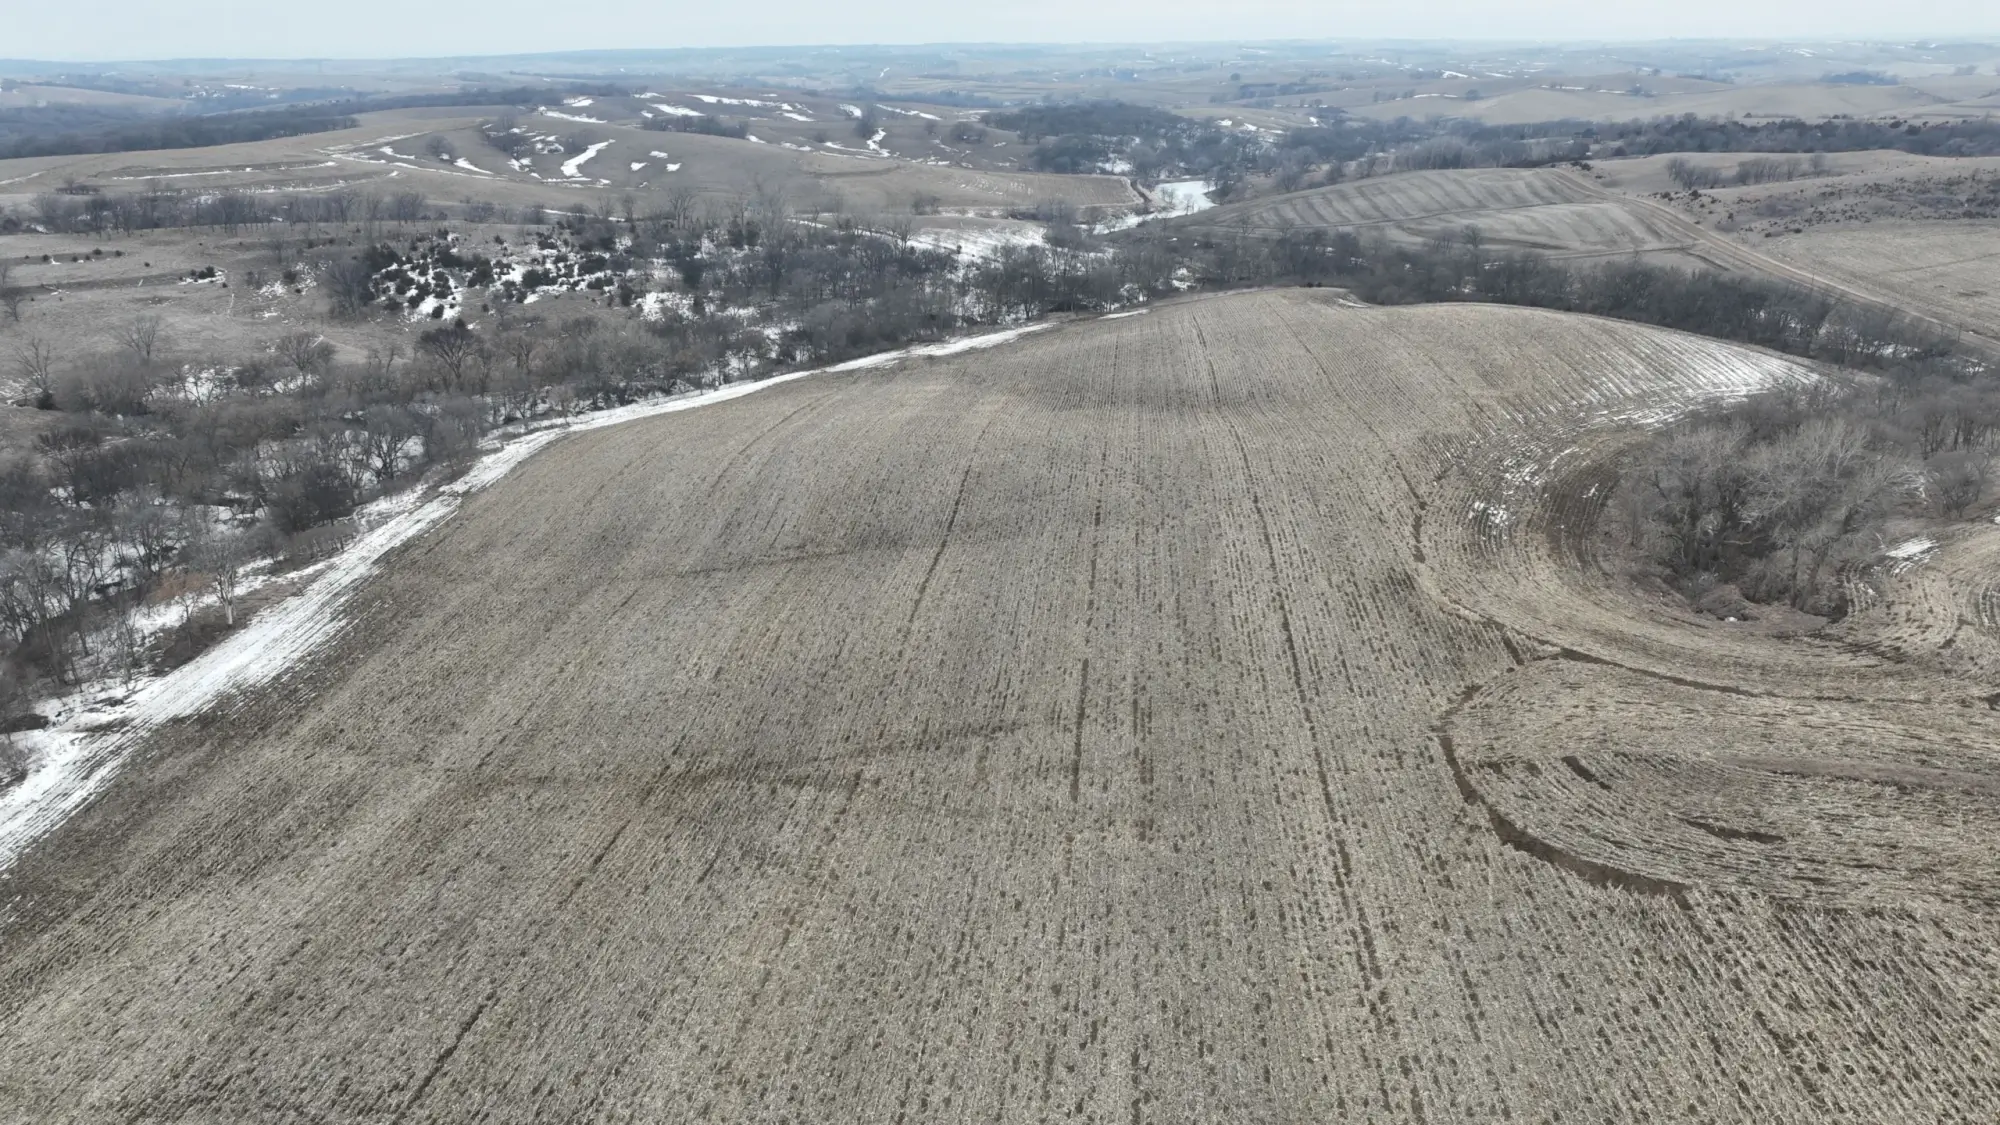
[0,260,24,324]
[665,185,699,231]
[358,405,421,482]
[104,589,146,689]
[0,658,28,787]
[1665,157,1724,190]
[418,321,481,389]
[183,522,250,627]
[388,192,424,224]
[13,338,57,404]
[272,332,335,380]
[1928,449,1993,517]
[112,315,166,367]
[498,329,541,378]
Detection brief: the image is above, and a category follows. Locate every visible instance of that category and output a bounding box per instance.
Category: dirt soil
[0,291,1995,1122]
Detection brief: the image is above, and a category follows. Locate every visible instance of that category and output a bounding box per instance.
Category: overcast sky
[10,1,2000,63]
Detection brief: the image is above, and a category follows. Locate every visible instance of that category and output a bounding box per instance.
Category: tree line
[0,105,360,161]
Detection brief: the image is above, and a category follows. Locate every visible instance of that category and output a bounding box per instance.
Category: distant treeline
[979,100,1267,181]
[1142,224,1961,372]
[332,85,629,113]
[0,84,626,161]
[0,104,359,160]
[851,88,1000,108]
[1586,116,2000,159]
[640,115,750,140]
[981,102,1189,143]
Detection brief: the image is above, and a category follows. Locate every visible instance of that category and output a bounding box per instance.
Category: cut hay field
[1,291,1995,1122]
[1183,167,1701,261]
[1758,221,2000,329]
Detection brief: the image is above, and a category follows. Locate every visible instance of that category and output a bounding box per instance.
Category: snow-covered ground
[691,94,796,109]
[1094,180,1216,233]
[560,141,613,179]
[0,323,1059,874]
[1154,181,1217,214]
[907,222,1048,262]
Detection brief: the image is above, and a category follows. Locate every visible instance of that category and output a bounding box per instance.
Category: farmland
[0,291,1993,1121]
[1181,167,1710,265]
[0,106,1137,221]
[1759,221,2000,331]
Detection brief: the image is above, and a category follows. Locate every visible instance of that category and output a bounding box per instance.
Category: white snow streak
[560,141,613,179]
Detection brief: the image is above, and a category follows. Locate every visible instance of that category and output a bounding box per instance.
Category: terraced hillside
[1,291,1996,1122]
[1186,167,1699,261]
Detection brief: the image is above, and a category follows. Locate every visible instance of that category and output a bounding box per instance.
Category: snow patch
[1886,536,1939,572]
[560,140,613,179]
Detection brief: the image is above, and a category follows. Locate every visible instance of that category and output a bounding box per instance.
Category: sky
[8,0,2000,62]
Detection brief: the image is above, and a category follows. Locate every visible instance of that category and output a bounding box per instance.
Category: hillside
[1179,167,1704,264]
[0,291,1993,1122]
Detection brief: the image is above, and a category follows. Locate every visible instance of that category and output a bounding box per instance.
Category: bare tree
[418,321,481,389]
[0,658,28,787]
[665,185,699,231]
[1665,157,1724,191]
[0,260,24,324]
[323,255,377,319]
[358,405,421,483]
[388,191,424,224]
[104,589,146,689]
[1929,449,1993,517]
[184,522,250,628]
[498,328,541,377]
[272,332,335,381]
[13,337,57,406]
[112,315,166,367]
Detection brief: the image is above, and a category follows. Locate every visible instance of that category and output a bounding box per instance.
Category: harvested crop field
[2,291,1997,1122]
[1186,167,1699,261]
[1760,220,2000,333]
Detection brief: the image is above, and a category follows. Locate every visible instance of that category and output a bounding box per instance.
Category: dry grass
[1760,221,2000,330]
[0,107,1136,223]
[1189,167,1702,262]
[0,291,1994,1121]
[1343,79,1952,126]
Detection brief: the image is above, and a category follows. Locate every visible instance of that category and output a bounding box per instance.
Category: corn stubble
[0,290,1994,1122]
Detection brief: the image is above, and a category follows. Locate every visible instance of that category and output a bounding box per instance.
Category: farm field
[1339,74,1993,125]
[1181,167,1706,263]
[1758,221,2000,329]
[1578,152,2000,343]
[0,291,1994,1122]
